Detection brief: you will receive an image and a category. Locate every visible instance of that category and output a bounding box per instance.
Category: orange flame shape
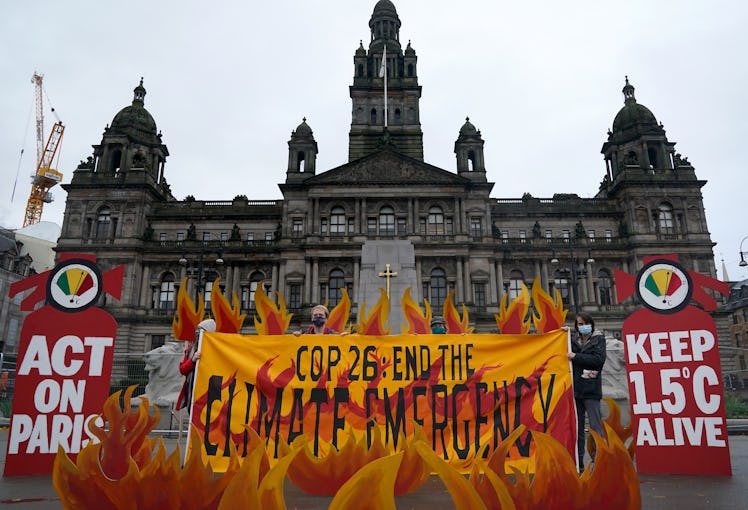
[495,282,531,334]
[254,280,293,335]
[327,287,352,332]
[401,287,432,333]
[602,397,635,459]
[172,277,205,340]
[443,290,473,333]
[210,277,246,333]
[356,288,391,335]
[530,276,567,333]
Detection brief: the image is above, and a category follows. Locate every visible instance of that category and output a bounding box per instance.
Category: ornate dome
[373,0,398,17]
[109,79,160,144]
[459,117,479,136]
[609,77,663,143]
[292,117,314,138]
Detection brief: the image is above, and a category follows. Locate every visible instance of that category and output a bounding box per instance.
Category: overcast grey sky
[2,1,746,281]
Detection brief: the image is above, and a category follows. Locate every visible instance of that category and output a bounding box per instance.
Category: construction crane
[23,72,64,227]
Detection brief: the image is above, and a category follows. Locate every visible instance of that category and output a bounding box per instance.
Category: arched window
[427,206,444,235]
[249,271,265,309]
[203,280,214,306]
[407,64,414,77]
[330,206,346,235]
[371,108,377,124]
[159,273,176,310]
[553,269,570,305]
[467,150,476,171]
[429,268,447,308]
[598,269,613,305]
[357,64,364,77]
[96,207,111,240]
[394,108,401,123]
[658,203,674,234]
[329,269,345,307]
[379,206,395,236]
[508,270,525,300]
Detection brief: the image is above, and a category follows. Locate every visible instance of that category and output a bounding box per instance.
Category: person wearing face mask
[293,305,348,336]
[430,316,447,334]
[566,312,606,472]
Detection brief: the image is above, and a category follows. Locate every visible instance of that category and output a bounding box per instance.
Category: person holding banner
[566,312,606,471]
[293,305,348,336]
[176,318,216,410]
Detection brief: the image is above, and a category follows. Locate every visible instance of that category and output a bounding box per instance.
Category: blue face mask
[578,324,592,335]
[312,316,326,327]
[431,326,446,334]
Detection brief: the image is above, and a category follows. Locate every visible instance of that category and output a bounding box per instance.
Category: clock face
[635,259,693,314]
[46,259,103,312]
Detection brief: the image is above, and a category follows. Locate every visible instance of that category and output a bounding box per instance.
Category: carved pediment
[308,149,468,185]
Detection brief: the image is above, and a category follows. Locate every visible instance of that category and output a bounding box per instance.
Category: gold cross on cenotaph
[378,263,398,298]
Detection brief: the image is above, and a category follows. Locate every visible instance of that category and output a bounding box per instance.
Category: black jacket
[571,330,606,400]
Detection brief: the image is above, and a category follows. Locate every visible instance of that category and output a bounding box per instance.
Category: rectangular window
[159,232,167,241]
[740,355,747,371]
[605,229,613,242]
[241,286,250,310]
[289,284,302,309]
[446,218,454,235]
[220,232,229,241]
[150,335,166,350]
[470,217,482,237]
[419,218,427,234]
[177,232,185,242]
[348,217,355,234]
[474,283,486,307]
[247,232,254,241]
[501,230,509,244]
[519,230,527,243]
[545,229,553,243]
[265,232,273,241]
[587,229,596,242]
[292,218,303,237]
[736,333,742,348]
[321,218,328,235]
[397,217,407,236]
[367,217,377,236]
[562,230,570,241]
[422,282,429,302]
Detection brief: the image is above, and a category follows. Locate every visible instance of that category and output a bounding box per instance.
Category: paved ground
[1,429,746,509]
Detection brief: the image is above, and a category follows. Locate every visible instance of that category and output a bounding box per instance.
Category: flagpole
[383,45,388,128]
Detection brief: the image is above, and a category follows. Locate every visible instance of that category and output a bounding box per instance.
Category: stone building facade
[56,0,723,359]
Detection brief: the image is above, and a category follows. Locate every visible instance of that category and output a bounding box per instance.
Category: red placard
[622,306,731,475]
[3,255,123,477]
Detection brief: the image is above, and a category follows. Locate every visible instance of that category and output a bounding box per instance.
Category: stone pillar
[488,261,497,305]
[353,258,360,303]
[415,258,423,301]
[456,258,464,301]
[312,258,319,303]
[139,265,151,307]
[463,257,471,302]
[496,261,504,302]
[304,258,312,303]
[541,260,549,291]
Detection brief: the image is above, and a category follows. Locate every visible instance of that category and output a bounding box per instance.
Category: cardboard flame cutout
[327,287,352,332]
[495,282,531,334]
[401,287,432,333]
[253,280,293,335]
[211,277,246,333]
[531,276,567,333]
[172,277,205,340]
[356,288,391,335]
[442,290,473,334]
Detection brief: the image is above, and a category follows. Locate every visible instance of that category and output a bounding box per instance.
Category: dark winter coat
[571,330,606,400]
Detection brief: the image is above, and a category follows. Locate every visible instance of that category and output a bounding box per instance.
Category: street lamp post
[739,235,748,268]
[550,236,594,313]
[179,249,224,304]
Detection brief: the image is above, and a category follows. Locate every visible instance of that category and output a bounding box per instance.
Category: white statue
[142,341,185,407]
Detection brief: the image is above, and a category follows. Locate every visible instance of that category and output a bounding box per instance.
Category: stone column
[585,261,594,304]
[463,257,471,302]
[456,257,464,301]
[488,261,497,305]
[139,265,151,307]
[277,262,286,299]
[415,258,423,301]
[304,258,312,303]
[496,260,504,302]
[353,258,360,303]
[312,258,319,303]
